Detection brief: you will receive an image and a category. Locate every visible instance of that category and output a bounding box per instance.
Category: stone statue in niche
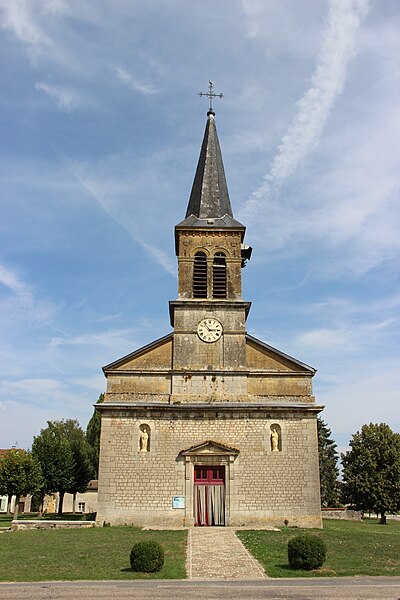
[271,426,280,452]
[139,426,149,452]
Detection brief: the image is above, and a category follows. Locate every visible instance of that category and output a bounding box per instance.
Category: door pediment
[181,440,239,457]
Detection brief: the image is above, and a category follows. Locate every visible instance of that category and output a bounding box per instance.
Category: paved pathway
[187,527,266,580]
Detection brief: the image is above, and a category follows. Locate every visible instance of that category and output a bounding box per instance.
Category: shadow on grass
[276,564,296,572]
[120,567,164,575]
[276,564,335,576]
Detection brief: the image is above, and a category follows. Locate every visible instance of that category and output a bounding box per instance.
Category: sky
[0,0,399,455]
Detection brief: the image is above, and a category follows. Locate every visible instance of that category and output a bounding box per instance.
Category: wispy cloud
[0,377,74,408]
[72,375,105,392]
[295,318,395,353]
[240,0,369,220]
[317,358,400,434]
[0,261,33,304]
[0,261,57,325]
[115,67,159,95]
[302,294,400,321]
[0,0,73,68]
[0,0,50,47]
[64,158,177,276]
[49,327,139,351]
[35,81,81,110]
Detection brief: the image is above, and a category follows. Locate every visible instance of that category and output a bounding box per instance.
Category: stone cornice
[169,299,251,326]
[96,402,324,414]
[105,369,313,377]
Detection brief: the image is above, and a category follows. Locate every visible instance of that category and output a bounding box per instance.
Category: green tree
[317,417,340,507]
[51,419,94,513]
[32,422,76,515]
[341,422,400,523]
[86,393,104,478]
[0,449,42,519]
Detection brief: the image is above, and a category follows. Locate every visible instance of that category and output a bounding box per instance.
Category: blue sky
[0,0,399,454]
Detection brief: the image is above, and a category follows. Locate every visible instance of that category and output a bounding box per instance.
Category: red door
[194,466,225,526]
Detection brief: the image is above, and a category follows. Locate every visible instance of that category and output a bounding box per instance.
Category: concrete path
[187,527,266,580]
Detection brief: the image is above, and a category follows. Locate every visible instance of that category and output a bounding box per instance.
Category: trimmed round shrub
[130,540,164,573]
[287,534,326,570]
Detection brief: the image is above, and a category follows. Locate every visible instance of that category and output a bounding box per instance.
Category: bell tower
[170,99,252,400]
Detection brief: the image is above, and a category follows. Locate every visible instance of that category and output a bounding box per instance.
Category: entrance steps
[187,527,266,580]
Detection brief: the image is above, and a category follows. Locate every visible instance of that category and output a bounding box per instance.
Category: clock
[197,318,223,343]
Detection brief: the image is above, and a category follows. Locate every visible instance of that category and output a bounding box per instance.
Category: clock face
[197,318,223,343]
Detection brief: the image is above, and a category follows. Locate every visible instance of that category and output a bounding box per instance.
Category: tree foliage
[32,422,75,514]
[86,393,104,478]
[53,420,94,503]
[341,422,400,522]
[0,449,42,518]
[317,417,340,507]
[32,419,93,514]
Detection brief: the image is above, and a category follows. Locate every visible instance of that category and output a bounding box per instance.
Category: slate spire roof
[176,111,245,231]
[186,111,232,219]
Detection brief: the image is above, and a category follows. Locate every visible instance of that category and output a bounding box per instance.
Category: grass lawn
[0,526,187,581]
[237,518,400,578]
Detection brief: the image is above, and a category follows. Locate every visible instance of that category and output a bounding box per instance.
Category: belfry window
[212,253,227,298]
[193,252,208,298]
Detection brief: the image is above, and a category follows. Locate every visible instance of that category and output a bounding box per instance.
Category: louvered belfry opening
[193,252,208,298]
[212,252,227,298]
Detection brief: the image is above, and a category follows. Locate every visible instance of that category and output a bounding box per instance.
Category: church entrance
[194,465,225,526]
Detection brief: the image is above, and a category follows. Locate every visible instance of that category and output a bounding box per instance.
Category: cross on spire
[198,80,224,115]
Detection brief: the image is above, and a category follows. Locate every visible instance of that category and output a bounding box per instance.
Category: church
[96,96,322,528]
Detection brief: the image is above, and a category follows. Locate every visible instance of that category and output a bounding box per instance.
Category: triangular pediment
[102,333,172,372]
[181,440,239,456]
[246,335,316,374]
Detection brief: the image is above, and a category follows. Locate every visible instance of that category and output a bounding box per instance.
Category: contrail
[239,0,369,223]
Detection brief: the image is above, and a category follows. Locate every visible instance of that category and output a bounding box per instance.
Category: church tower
[171,105,251,399]
[96,96,322,529]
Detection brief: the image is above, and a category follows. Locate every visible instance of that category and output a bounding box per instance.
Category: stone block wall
[171,302,248,374]
[96,407,321,528]
[176,229,243,300]
[321,508,362,521]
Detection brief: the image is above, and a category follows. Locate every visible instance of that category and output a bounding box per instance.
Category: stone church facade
[96,107,322,528]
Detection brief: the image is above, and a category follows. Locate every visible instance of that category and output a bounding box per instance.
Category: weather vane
[198,80,224,113]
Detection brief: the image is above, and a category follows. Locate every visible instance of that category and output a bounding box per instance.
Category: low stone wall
[11,520,96,531]
[321,508,362,521]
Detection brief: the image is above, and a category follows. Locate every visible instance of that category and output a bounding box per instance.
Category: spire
[175,86,245,246]
[174,95,251,262]
[185,112,234,220]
